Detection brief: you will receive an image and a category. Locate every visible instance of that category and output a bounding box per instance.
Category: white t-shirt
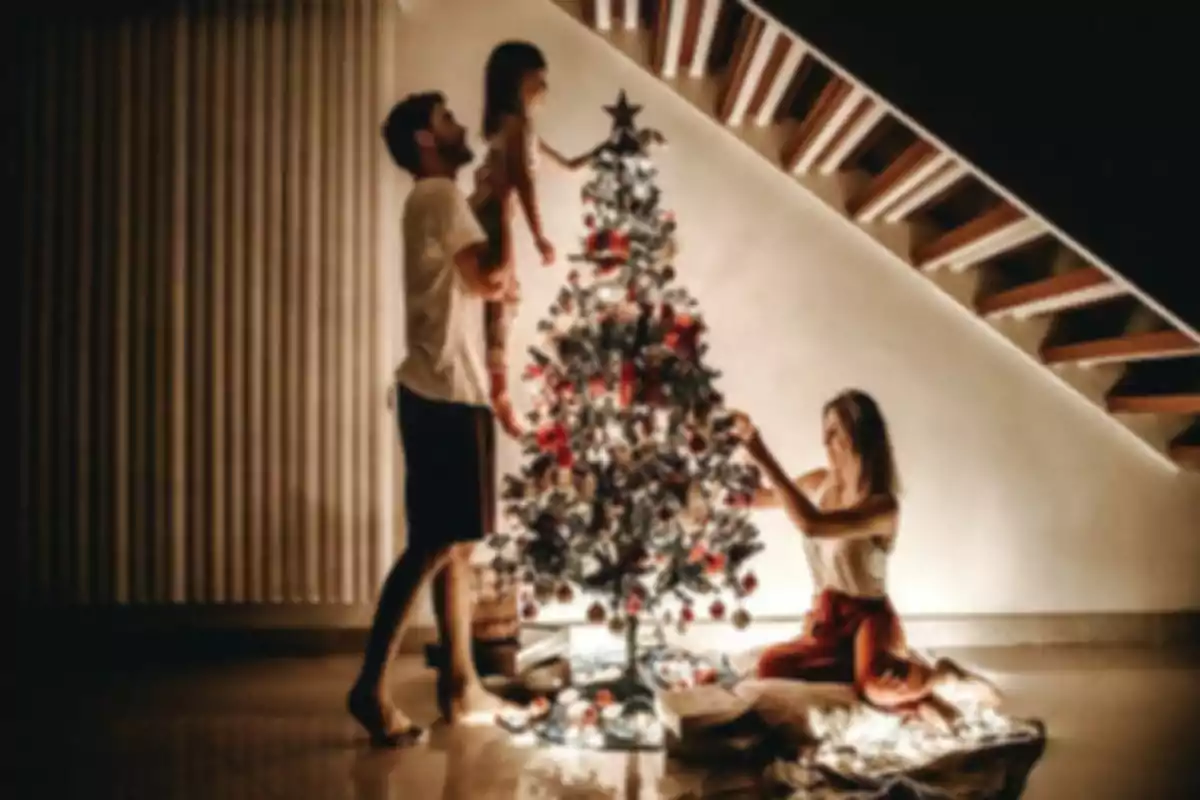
[395,177,489,407]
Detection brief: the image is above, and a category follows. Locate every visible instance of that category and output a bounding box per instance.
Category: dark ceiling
[755,1,1198,329]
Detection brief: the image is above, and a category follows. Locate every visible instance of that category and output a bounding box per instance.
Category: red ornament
[522,602,539,620]
[687,543,707,564]
[619,360,636,407]
[556,445,574,468]
[626,593,643,615]
[587,601,607,623]
[741,572,758,594]
[555,378,576,399]
[704,552,726,574]
[680,605,695,623]
[584,214,596,229]
[709,600,726,620]
[665,315,701,359]
[530,696,551,717]
[536,423,568,453]
[695,666,718,685]
[725,492,750,508]
[594,689,615,708]
[523,364,545,380]
[556,583,575,603]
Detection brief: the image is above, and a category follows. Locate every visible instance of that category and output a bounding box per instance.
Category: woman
[732,390,996,721]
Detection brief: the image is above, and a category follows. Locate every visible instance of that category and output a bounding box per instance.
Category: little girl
[470,41,591,437]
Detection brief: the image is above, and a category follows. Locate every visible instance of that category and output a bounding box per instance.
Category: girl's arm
[539,139,597,171]
[540,128,667,171]
[505,118,549,245]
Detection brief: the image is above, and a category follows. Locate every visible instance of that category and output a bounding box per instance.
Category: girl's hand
[535,236,556,266]
[492,392,523,440]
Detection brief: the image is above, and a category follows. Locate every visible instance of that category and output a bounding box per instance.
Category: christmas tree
[487,91,764,682]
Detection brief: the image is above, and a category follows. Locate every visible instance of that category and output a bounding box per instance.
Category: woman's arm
[736,415,897,538]
[750,468,825,509]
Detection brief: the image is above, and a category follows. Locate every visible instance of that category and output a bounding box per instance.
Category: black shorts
[398,384,495,549]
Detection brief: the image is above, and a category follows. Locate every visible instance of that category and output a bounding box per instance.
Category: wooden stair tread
[977,268,1122,317]
[1107,393,1200,414]
[1042,329,1200,365]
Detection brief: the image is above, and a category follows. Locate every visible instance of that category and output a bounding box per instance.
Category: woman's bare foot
[933,657,1002,709]
[347,684,426,747]
[915,694,961,733]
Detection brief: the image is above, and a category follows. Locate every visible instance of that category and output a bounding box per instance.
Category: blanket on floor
[666,650,1047,799]
[766,704,1046,799]
[503,644,1048,797]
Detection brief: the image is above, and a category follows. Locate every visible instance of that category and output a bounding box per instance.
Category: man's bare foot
[440,677,511,725]
[347,685,426,747]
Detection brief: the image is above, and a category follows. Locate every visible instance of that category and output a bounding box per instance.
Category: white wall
[390,0,1200,625]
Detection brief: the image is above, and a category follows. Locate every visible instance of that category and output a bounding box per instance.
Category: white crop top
[802,479,896,599]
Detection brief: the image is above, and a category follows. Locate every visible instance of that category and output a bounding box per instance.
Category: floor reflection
[3,647,1199,799]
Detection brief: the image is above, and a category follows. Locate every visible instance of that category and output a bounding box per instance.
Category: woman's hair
[823,389,900,496]
[482,40,547,139]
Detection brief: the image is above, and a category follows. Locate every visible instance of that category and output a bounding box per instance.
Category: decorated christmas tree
[487,91,764,683]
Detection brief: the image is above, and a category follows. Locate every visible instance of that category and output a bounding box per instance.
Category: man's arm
[452,243,505,300]
[438,184,504,299]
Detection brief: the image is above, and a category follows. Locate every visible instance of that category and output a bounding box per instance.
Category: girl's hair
[823,389,901,497]
[482,40,547,139]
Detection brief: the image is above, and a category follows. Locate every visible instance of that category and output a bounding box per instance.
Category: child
[470,41,592,438]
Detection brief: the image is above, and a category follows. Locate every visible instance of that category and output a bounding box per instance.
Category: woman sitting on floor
[731,389,998,725]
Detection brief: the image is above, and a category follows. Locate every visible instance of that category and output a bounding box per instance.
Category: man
[348,92,518,747]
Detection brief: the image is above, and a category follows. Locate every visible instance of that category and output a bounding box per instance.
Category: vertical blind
[14,0,401,607]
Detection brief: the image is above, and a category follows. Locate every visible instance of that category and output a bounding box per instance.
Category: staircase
[550,0,1200,471]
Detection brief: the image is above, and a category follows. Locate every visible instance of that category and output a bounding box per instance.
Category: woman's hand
[535,235,556,267]
[729,410,760,448]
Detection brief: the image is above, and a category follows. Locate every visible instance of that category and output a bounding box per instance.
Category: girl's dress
[469,116,539,392]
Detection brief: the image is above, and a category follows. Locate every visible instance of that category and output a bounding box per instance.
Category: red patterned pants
[756,589,936,710]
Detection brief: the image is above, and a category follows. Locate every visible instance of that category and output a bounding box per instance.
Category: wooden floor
[3,646,1198,798]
